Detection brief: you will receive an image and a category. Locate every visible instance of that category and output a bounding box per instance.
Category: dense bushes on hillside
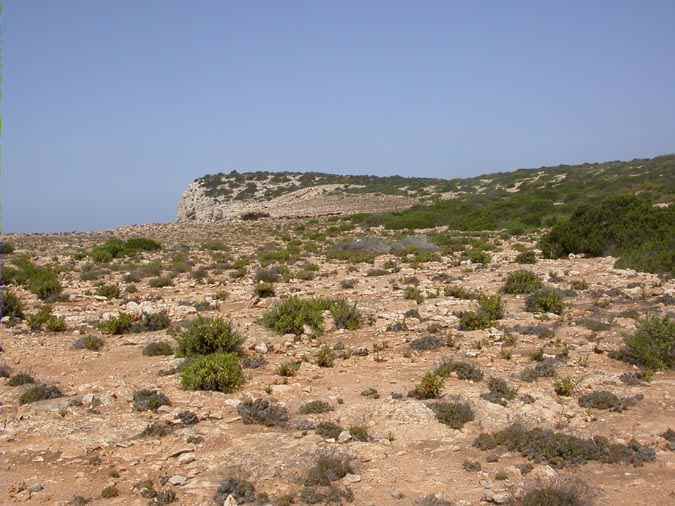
[90,237,161,263]
[539,196,674,275]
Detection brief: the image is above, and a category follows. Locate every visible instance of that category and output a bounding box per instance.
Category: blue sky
[4,1,675,233]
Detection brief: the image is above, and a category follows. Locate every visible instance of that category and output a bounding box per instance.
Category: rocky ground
[1,219,674,505]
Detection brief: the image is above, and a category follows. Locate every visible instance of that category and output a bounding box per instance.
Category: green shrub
[316,345,336,367]
[299,400,333,414]
[0,241,15,254]
[444,285,480,300]
[133,389,170,411]
[430,400,475,429]
[409,372,444,399]
[238,398,289,426]
[434,359,484,381]
[553,376,578,396]
[503,270,542,294]
[540,195,674,275]
[138,311,171,331]
[27,306,65,331]
[329,299,362,330]
[481,377,517,406]
[473,422,655,468]
[7,373,35,386]
[0,290,24,319]
[464,248,491,265]
[19,384,63,404]
[514,250,537,264]
[404,286,424,303]
[176,316,243,356]
[143,341,174,356]
[72,335,104,351]
[349,425,369,441]
[98,312,135,334]
[304,451,353,486]
[277,360,301,377]
[46,315,67,332]
[526,287,565,315]
[149,275,174,288]
[3,257,63,301]
[90,238,161,263]
[262,296,327,336]
[520,479,592,506]
[478,294,504,320]
[95,283,120,299]
[619,315,675,370]
[316,421,343,439]
[181,353,244,392]
[255,282,275,298]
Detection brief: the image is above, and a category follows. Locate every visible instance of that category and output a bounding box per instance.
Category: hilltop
[177,155,675,224]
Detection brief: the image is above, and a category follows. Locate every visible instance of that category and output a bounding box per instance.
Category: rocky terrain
[1,214,674,505]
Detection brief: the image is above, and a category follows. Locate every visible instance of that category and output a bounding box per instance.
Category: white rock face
[176,173,416,223]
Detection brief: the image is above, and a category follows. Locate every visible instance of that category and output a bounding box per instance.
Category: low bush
[330,299,362,330]
[410,335,447,352]
[90,238,160,263]
[473,422,656,468]
[615,315,675,370]
[299,400,333,414]
[0,290,24,319]
[0,241,15,254]
[539,195,674,275]
[518,478,592,506]
[316,421,344,439]
[238,398,289,426]
[27,306,66,332]
[3,257,62,300]
[434,359,484,382]
[180,353,244,393]
[7,373,35,386]
[254,282,276,298]
[277,360,301,377]
[409,372,444,399]
[19,383,63,404]
[502,270,542,294]
[213,478,257,505]
[526,287,565,315]
[520,359,557,382]
[578,391,635,412]
[554,376,578,396]
[444,285,480,300]
[458,294,505,330]
[72,335,104,351]
[305,451,354,486]
[514,250,537,264]
[95,283,120,299]
[316,345,336,367]
[98,312,135,334]
[176,316,243,356]
[349,425,369,441]
[143,341,174,356]
[133,389,170,411]
[148,275,174,288]
[481,377,517,406]
[430,400,475,429]
[262,296,361,336]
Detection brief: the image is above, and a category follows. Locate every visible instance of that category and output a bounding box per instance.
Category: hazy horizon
[5,2,675,233]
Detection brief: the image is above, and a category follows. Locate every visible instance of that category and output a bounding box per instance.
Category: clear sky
[4,1,675,233]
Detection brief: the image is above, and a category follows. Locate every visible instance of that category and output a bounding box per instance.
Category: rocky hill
[177,155,675,224]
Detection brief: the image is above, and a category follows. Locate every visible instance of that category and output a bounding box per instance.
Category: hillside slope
[177,155,675,223]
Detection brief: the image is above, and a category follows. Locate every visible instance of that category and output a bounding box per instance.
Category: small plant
[316,421,344,439]
[299,400,333,414]
[19,383,63,404]
[553,376,578,396]
[255,282,276,298]
[143,341,173,356]
[571,279,589,290]
[27,306,65,331]
[213,478,257,504]
[101,485,119,498]
[519,360,557,382]
[176,316,243,356]
[316,345,336,367]
[0,290,24,319]
[98,312,135,334]
[72,335,104,351]
[304,450,354,486]
[181,353,244,393]
[133,389,170,411]
[444,285,480,300]
[526,287,565,315]
[349,425,369,441]
[330,299,362,330]
[434,359,484,382]
[514,250,537,264]
[578,391,628,412]
[409,372,444,399]
[95,283,121,299]
[277,360,301,377]
[410,335,446,352]
[238,398,289,426]
[618,315,675,371]
[149,275,174,288]
[502,270,542,294]
[262,296,325,335]
[430,400,475,429]
[340,278,357,289]
[519,478,592,506]
[404,286,424,304]
[7,373,35,386]
[481,377,517,406]
[0,241,15,254]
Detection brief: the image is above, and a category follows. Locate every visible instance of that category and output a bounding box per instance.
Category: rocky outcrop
[176,172,417,223]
